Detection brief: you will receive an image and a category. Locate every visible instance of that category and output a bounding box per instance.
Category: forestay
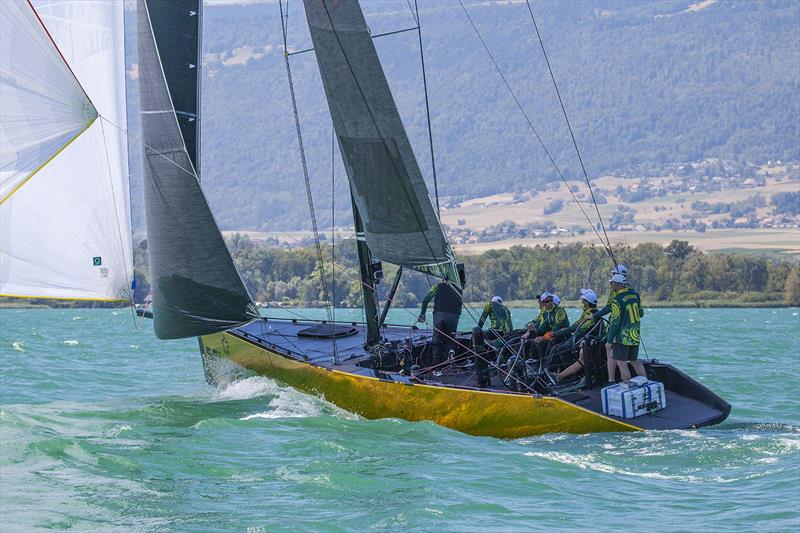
[303,0,456,278]
[138,0,257,339]
[0,0,133,301]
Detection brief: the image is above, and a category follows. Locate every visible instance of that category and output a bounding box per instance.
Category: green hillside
[126,0,799,232]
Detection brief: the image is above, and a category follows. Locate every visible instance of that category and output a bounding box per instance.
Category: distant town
[442,160,800,245]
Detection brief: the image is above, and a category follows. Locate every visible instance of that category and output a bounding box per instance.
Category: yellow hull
[200,331,642,438]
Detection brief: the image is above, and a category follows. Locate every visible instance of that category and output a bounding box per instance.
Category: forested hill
[126,0,799,231]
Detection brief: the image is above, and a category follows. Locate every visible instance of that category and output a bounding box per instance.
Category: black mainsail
[137,0,257,339]
[303,0,456,279]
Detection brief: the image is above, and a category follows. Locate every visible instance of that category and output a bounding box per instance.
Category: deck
[231,317,730,431]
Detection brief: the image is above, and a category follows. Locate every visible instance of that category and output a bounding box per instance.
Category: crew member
[593,264,627,319]
[417,280,463,371]
[523,292,569,359]
[594,264,627,382]
[477,295,513,346]
[555,289,602,382]
[606,273,646,382]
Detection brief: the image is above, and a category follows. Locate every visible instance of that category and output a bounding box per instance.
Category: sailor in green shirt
[556,289,603,382]
[593,264,627,319]
[477,295,513,346]
[606,273,646,382]
[593,264,630,382]
[523,292,569,359]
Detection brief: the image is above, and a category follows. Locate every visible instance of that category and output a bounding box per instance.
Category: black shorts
[612,343,639,362]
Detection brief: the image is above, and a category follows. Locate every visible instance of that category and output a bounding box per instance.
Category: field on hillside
[452,228,800,257]
[440,175,798,231]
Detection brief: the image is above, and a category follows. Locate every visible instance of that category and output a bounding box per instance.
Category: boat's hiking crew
[606,273,646,382]
[523,292,569,359]
[417,280,463,371]
[555,289,603,382]
[477,295,513,347]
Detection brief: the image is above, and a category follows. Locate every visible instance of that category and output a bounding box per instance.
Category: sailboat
[1,0,132,303]
[137,0,730,438]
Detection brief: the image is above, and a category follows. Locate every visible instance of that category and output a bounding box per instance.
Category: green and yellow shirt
[607,287,644,346]
[530,305,569,335]
[478,301,513,333]
[552,307,599,341]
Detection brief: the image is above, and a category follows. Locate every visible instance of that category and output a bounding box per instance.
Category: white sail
[0,0,132,301]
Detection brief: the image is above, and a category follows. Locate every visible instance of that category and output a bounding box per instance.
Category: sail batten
[303,0,454,275]
[138,0,257,339]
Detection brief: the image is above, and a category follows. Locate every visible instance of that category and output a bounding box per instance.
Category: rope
[457,0,615,261]
[280,0,338,364]
[525,0,616,265]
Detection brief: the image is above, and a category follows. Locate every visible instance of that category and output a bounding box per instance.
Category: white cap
[491,295,503,304]
[612,264,628,276]
[539,292,553,302]
[581,289,598,305]
[552,294,561,305]
[609,273,627,284]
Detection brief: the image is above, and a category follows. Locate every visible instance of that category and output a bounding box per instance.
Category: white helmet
[612,264,628,276]
[609,273,627,284]
[581,289,598,305]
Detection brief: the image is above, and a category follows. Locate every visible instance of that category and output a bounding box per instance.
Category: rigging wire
[98,117,136,315]
[456,0,615,261]
[414,0,441,217]
[279,0,338,364]
[524,0,616,264]
[331,125,337,322]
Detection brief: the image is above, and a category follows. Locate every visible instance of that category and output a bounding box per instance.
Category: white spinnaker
[0,0,132,301]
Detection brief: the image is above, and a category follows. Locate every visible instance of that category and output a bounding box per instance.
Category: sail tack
[138,0,257,339]
[303,0,454,274]
[0,0,133,301]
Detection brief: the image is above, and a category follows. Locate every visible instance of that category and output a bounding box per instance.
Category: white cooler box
[602,379,666,419]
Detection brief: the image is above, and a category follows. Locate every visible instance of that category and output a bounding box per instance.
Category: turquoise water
[1,307,798,532]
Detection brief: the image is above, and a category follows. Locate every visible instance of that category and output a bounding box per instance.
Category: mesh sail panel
[0,0,133,301]
[138,0,257,339]
[303,0,453,272]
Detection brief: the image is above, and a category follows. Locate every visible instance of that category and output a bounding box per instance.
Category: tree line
[6,239,798,309]
[185,237,800,308]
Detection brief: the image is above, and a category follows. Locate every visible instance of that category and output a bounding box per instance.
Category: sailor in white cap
[478,295,513,343]
[523,291,569,359]
[607,274,646,382]
[554,289,602,383]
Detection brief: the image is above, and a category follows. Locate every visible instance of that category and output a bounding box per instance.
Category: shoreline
[1,302,795,310]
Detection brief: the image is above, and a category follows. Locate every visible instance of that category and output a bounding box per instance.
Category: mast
[352,200,381,345]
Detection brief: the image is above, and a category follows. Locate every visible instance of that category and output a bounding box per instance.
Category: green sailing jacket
[552,307,600,342]
[530,305,569,335]
[593,289,617,319]
[606,287,644,345]
[478,301,513,333]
